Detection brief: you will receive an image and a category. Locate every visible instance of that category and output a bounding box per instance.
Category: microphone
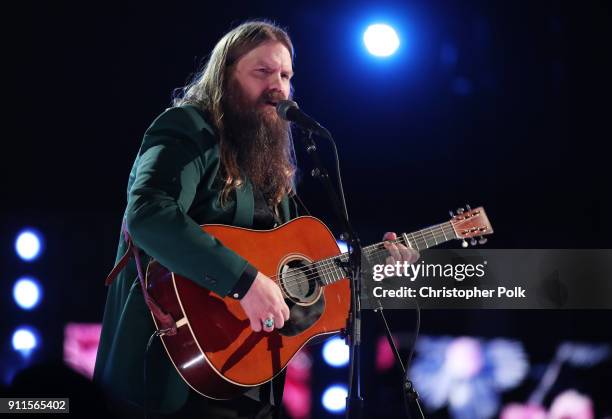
[276,100,331,139]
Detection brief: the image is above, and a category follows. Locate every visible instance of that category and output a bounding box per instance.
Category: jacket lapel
[278,195,292,223]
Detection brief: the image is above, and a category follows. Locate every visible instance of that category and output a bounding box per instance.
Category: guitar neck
[315,221,458,286]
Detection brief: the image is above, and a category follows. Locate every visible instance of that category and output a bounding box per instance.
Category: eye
[281,73,290,80]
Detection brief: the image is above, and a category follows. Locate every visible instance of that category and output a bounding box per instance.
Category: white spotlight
[364,24,400,57]
[12,327,39,357]
[322,336,350,367]
[15,229,43,261]
[13,277,42,310]
[321,384,348,413]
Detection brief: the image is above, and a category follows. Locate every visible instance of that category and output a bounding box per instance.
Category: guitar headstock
[449,205,494,247]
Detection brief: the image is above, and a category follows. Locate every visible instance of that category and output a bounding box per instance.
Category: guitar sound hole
[278,257,325,337]
[280,259,321,305]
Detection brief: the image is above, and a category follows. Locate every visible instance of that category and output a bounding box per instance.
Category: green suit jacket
[93,104,297,413]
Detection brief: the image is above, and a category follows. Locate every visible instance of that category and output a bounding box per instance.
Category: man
[94,20,417,419]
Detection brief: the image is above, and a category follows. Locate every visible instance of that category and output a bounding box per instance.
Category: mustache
[258,90,287,105]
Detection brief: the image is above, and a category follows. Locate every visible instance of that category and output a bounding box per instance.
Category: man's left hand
[382,232,419,265]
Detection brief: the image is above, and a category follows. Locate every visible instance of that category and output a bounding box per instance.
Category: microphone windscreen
[276,100,299,121]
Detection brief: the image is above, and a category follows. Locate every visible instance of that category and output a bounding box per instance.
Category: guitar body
[145,216,350,399]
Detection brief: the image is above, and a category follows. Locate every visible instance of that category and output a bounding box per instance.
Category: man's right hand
[239,272,290,332]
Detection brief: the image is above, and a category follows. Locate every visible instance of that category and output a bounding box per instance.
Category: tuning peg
[478,236,488,245]
[466,204,471,211]
[456,207,465,214]
[461,239,468,248]
[470,238,477,246]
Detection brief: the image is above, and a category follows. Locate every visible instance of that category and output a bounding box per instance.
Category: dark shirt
[229,188,282,299]
[252,188,282,230]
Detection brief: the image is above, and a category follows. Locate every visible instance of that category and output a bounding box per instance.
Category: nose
[267,72,287,97]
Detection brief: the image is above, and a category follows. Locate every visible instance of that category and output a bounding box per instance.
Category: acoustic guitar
[145,206,493,399]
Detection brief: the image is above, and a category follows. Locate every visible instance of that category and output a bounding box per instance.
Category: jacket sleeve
[125,107,255,296]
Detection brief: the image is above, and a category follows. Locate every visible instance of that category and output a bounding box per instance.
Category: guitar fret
[324,262,333,284]
[431,227,438,245]
[423,229,432,248]
[316,261,327,285]
[419,228,430,249]
[402,233,413,250]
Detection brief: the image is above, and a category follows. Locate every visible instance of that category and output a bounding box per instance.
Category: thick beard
[222,78,292,202]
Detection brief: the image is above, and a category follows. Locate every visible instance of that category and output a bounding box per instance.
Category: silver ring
[263,317,274,328]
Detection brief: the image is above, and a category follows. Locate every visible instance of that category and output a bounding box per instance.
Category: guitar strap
[104,220,177,336]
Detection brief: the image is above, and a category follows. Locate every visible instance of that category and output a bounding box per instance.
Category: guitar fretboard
[310,221,458,285]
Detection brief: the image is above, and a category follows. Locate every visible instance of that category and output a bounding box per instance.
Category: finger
[262,314,275,332]
[385,255,395,266]
[405,248,420,264]
[385,242,401,262]
[274,310,285,329]
[383,232,397,241]
[250,316,262,333]
[281,301,290,321]
[398,244,411,262]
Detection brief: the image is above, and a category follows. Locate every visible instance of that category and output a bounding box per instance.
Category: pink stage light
[500,403,547,419]
[283,350,312,419]
[63,323,102,379]
[375,335,398,372]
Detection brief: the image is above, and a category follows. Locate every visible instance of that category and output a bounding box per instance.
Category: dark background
[2,1,611,417]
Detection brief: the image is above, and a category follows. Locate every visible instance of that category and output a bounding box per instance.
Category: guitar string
[270,219,459,286]
[270,222,459,288]
[270,225,460,289]
[269,216,488,289]
[271,235,433,289]
[269,223,453,286]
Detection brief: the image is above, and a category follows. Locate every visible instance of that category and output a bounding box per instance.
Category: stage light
[363,24,400,57]
[12,327,39,357]
[321,384,348,414]
[322,336,350,367]
[336,240,348,253]
[15,229,44,261]
[13,277,42,310]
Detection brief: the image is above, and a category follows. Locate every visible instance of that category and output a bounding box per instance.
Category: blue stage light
[15,229,44,261]
[13,277,42,310]
[322,336,350,367]
[12,327,39,357]
[364,24,400,57]
[336,240,348,254]
[321,384,348,414]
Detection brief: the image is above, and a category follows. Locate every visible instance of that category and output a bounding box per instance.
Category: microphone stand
[298,127,425,419]
[298,129,364,419]
[374,299,426,419]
